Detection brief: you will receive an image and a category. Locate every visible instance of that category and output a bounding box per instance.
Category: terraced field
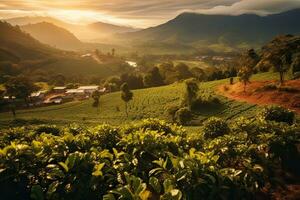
[0,72,288,128]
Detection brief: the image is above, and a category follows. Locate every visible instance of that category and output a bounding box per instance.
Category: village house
[29,90,47,106]
[77,86,99,95]
[53,86,67,93]
[65,89,87,99]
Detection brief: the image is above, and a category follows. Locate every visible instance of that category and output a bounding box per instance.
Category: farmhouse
[65,89,87,99]
[78,86,99,94]
[30,90,46,99]
[53,86,66,93]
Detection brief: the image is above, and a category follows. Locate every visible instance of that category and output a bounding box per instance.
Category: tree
[120,83,133,117]
[112,48,115,57]
[174,63,192,80]
[291,54,300,74]
[238,66,252,92]
[143,67,164,87]
[4,75,38,106]
[92,90,100,112]
[277,53,292,84]
[183,79,199,110]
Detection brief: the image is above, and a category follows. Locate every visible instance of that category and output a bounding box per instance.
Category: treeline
[104,62,237,92]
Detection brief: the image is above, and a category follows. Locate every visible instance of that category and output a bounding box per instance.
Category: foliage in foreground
[0,112,299,200]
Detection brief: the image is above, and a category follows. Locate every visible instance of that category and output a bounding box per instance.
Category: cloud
[0,0,299,27]
[194,0,300,16]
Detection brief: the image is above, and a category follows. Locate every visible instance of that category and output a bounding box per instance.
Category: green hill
[0,21,61,61]
[21,22,83,50]
[0,72,284,128]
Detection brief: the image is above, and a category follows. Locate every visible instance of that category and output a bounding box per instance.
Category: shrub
[258,105,295,125]
[90,124,120,149]
[203,117,230,139]
[174,107,192,125]
[277,86,299,92]
[256,83,277,92]
[35,125,60,135]
[191,93,221,110]
[122,118,185,136]
[165,105,179,121]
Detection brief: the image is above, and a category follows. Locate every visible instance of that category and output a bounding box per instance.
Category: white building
[77,86,99,94]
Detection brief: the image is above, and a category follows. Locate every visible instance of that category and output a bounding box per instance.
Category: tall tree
[143,67,164,87]
[92,90,101,112]
[183,79,199,110]
[238,66,252,92]
[4,75,38,106]
[120,82,133,117]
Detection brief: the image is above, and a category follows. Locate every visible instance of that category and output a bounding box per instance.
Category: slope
[21,22,83,50]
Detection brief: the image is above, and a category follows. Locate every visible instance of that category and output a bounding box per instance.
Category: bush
[258,105,295,125]
[165,105,179,121]
[278,86,299,92]
[122,118,185,136]
[191,93,221,110]
[203,117,230,139]
[90,124,120,149]
[174,107,192,125]
[35,125,60,136]
[256,83,277,92]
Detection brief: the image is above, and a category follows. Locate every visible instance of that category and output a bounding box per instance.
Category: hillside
[0,72,290,127]
[0,21,131,80]
[124,9,300,46]
[0,21,61,61]
[21,22,83,50]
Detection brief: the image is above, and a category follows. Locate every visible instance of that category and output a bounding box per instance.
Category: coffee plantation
[0,109,299,199]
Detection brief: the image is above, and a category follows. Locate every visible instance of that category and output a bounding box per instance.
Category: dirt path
[217,80,300,114]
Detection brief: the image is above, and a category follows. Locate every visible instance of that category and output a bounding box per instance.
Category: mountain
[4,16,139,42]
[88,21,138,35]
[21,22,83,50]
[0,21,61,61]
[124,9,300,46]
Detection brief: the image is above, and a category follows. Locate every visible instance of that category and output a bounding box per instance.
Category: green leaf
[92,163,105,177]
[103,194,116,200]
[47,181,59,195]
[30,185,44,200]
[149,177,161,194]
[58,162,69,172]
[163,179,174,193]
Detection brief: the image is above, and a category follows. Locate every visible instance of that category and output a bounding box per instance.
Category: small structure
[99,87,107,94]
[30,90,46,99]
[53,87,66,93]
[78,86,99,94]
[29,90,47,106]
[44,95,64,104]
[65,89,87,99]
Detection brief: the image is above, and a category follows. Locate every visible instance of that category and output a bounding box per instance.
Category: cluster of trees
[104,62,237,93]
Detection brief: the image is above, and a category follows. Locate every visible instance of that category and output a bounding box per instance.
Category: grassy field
[0,72,290,128]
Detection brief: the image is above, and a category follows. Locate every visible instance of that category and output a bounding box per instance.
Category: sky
[0,0,300,28]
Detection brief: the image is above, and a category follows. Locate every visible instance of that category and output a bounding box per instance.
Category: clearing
[218,80,300,114]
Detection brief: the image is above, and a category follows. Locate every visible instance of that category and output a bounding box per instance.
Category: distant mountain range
[2,9,300,54]
[5,16,139,42]
[122,9,300,47]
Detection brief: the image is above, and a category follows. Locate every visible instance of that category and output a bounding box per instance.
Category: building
[65,89,87,99]
[30,90,46,99]
[53,87,66,93]
[77,86,99,94]
[44,95,64,104]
